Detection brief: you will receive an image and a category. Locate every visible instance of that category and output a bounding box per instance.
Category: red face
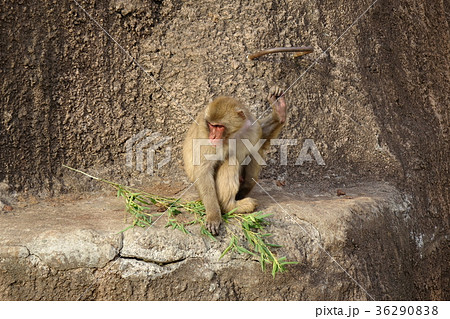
[208,122,225,146]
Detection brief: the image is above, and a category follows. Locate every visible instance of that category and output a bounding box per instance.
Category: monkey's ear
[237,110,246,120]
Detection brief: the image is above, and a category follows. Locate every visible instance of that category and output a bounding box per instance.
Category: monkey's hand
[267,86,287,124]
[206,211,221,236]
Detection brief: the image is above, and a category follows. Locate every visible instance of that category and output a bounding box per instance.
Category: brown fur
[183,87,287,235]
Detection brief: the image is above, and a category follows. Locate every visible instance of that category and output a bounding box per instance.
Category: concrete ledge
[0,181,413,300]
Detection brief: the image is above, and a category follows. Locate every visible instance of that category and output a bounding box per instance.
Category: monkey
[183,86,287,235]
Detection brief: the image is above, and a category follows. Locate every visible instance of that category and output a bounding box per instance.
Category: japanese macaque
[183,86,287,235]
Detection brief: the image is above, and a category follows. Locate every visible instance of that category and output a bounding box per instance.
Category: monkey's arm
[260,114,283,139]
[194,162,222,235]
[259,86,287,152]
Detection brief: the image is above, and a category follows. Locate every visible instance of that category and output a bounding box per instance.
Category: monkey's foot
[235,197,258,213]
[206,214,221,236]
[267,86,287,123]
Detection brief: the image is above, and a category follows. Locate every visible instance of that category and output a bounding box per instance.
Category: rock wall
[0,0,448,299]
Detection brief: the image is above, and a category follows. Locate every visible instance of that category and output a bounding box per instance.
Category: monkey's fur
[183,86,287,235]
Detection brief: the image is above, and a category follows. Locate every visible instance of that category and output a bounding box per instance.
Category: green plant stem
[63,165,297,276]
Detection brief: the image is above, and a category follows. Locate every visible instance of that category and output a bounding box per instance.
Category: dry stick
[247,46,314,60]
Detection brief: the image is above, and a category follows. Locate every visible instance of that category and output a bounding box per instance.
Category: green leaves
[219,235,238,259]
[115,187,212,236]
[222,211,298,278]
[166,218,190,234]
[117,188,298,277]
[63,165,298,278]
[119,189,298,277]
[200,225,217,241]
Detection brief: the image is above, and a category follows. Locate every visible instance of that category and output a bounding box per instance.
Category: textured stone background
[0,0,448,299]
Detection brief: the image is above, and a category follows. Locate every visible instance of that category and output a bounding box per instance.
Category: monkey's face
[204,96,246,144]
[207,122,225,146]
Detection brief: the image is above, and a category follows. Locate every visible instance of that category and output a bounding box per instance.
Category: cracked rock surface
[0,182,415,300]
